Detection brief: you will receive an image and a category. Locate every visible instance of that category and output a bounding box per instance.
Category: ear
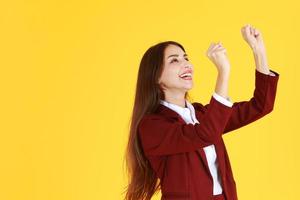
[157,79,165,91]
[160,82,167,91]
[157,75,163,84]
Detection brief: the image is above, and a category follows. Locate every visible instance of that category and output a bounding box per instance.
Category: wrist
[253,51,269,69]
[217,68,230,77]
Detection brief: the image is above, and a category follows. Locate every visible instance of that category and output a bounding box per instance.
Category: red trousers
[213,192,226,200]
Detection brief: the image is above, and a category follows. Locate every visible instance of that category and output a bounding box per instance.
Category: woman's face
[158,44,194,93]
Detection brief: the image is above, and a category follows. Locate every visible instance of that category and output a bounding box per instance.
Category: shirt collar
[159,99,199,124]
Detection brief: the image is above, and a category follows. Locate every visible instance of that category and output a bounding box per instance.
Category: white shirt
[159,92,233,195]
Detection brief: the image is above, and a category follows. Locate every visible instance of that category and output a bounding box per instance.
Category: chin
[183,85,193,91]
[184,82,193,90]
[185,87,193,91]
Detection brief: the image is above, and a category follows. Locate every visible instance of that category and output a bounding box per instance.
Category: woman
[123,24,279,200]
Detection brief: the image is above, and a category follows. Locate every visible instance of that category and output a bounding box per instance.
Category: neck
[163,90,186,108]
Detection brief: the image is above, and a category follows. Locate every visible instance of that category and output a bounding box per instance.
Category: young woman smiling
[124,24,279,200]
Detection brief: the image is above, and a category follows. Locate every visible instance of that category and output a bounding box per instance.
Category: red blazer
[138,69,280,200]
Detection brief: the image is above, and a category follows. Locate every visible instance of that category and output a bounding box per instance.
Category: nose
[184,64,193,70]
[181,58,193,70]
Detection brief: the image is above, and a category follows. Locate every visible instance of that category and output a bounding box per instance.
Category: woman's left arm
[222,68,279,134]
[222,24,280,133]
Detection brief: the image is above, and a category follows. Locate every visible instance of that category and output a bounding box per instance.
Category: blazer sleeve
[138,96,233,156]
[221,69,280,134]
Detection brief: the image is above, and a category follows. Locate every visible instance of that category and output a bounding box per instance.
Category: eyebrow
[167,53,188,59]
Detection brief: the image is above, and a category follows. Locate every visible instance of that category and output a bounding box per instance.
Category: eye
[170,59,178,63]
[170,57,189,63]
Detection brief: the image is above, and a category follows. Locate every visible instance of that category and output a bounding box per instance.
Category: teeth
[179,73,192,78]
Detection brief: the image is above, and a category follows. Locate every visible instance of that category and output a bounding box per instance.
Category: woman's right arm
[207,41,232,102]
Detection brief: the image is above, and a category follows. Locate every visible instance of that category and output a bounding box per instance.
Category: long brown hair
[123,41,192,200]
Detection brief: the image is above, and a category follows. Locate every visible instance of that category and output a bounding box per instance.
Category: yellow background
[0,0,299,200]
